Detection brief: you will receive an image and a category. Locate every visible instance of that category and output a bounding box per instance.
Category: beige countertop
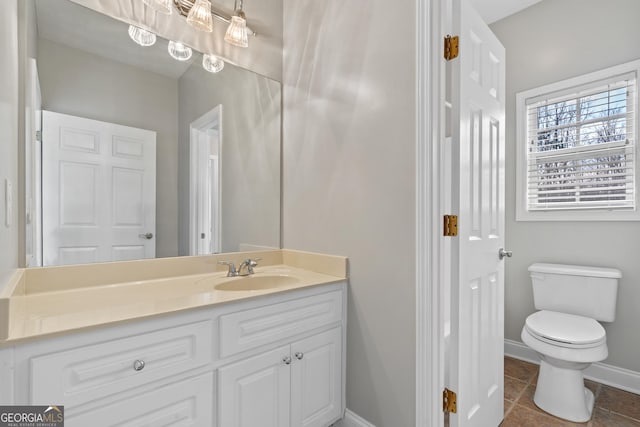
[0,250,347,343]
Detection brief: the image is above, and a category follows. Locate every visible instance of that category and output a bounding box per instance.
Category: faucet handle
[217,260,237,277]
[244,258,261,274]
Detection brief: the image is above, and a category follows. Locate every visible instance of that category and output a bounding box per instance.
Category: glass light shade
[128,25,156,47]
[202,54,225,73]
[186,0,213,32]
[224,16,249,48]
[142,0,172,15]
[168,41,193,61]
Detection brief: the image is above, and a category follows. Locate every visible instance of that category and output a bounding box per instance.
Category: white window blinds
[525,72,637,211]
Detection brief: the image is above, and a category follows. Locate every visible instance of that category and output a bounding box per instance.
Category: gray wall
[282,0,416,425]
[177,63,281,254]
[491,0,640,372]
[37,38,180,258]
[0,0,20,289]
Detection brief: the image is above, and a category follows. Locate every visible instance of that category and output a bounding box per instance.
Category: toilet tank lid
[529,263,621,279]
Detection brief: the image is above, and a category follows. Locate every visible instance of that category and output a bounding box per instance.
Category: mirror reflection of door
[189,106,222,255]
[42,111,157,266]
[25,58,42,267]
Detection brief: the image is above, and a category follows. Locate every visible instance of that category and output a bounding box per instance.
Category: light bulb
[168,41,193,61]
[202,54,225,73]
[186,0,213,32]
[128,25,156,47]
[224,15,249,48]
[142,0,172,15]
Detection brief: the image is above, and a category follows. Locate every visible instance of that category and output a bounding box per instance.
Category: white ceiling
[468,0,543,24]
[35,0,195,80]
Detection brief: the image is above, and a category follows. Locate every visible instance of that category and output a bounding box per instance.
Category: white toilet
[521,263,621,422]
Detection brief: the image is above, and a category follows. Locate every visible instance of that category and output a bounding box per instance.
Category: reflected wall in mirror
[21,0,281,267]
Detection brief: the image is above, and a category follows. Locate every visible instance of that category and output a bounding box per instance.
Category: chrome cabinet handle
[294,352,304,360]
[138,233,153,240]
[498,248,513,260]
[283,356,292,365]
[133,360,145,371]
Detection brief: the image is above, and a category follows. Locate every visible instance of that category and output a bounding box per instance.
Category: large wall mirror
[21,0,281,267]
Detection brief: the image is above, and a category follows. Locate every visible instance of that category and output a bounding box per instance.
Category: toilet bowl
[521,263,621,422]
[521,310,607,422]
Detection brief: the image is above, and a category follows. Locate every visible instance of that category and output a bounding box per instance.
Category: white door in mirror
[42,111,156,266]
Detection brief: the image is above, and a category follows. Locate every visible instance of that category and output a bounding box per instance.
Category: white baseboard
[505,339,640,395]
[334,409,376,427]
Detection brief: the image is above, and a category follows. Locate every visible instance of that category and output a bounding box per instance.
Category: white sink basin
[214,275,300,291]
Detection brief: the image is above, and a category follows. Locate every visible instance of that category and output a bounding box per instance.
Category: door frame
[415,0,447,426]
[188,105,223,255]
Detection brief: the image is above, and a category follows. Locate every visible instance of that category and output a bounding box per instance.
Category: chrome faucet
[218,258,260,277]
[218,260,237,277]
[237,258,260,276]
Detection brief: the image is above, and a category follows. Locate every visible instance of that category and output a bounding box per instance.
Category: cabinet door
[291,328,342,427]
[218,345,291,427]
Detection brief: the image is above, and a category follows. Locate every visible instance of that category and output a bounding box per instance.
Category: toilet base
[533,358,594,422]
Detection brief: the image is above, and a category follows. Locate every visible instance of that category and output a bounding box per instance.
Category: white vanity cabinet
[0,281,346,427]
[218,327,342,427]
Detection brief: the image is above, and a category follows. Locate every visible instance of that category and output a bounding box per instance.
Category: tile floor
[501,357,640,426]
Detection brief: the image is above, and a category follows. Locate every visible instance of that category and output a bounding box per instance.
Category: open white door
[448,0,506,425]
[42,111,156,266]
[189,106,222,255]
[24,58,42,267]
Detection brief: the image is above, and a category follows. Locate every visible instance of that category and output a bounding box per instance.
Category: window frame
[515,59,640,221]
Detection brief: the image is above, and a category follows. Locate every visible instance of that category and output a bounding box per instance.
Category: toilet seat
[525,310,606,349]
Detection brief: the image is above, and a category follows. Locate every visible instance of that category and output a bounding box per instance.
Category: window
[516,60,640,221]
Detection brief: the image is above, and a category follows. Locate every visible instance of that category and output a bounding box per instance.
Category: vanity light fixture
[130,0,245,71]
[224,0,248,48]
[202,54,225,73]
[168,40,193,61]
[143,0,172,15]
[128,25,157,46]
[186,0,213,32]
[172,0,256,45]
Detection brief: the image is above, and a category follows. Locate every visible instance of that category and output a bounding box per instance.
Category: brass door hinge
[444,35,459,61]
[443,215,458,237]
[443,388,457,413]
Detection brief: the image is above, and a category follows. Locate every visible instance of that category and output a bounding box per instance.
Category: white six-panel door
[449,0,506,425]
[42,111,156,266]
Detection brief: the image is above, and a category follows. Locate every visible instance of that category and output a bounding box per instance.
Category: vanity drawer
[30,320,213,407]
[219,290,342,358]
[67,372,214,427]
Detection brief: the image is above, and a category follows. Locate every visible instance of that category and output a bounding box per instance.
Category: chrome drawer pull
[294,352,304,360]
[133,359,146,371]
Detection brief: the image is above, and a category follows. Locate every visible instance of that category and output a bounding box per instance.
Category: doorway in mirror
[189,105,222,255]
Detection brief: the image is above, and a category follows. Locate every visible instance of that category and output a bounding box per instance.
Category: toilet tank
[529,263,621,322]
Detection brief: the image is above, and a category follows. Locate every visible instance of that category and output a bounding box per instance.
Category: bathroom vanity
[0,250,347,427]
